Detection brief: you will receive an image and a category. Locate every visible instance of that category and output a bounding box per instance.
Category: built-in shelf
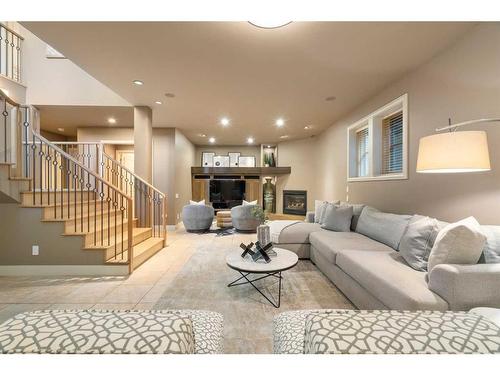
[191,166,291,176]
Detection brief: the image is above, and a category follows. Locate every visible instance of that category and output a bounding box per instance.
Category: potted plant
[251,206,271,246]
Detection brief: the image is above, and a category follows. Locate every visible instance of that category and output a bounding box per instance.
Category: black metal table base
[228,271,282,308]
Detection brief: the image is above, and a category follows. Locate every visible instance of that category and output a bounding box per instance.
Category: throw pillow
[189,199,205,205]
[427,216,486,273]
[321,204,353,232]
[340,202,366,231]
[314,200,340,224]
[398,215,439,271]
[242,200,257,206]
[355,206,412,250]
[480,225,500,263]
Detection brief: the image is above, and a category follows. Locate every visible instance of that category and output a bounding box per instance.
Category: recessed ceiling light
[248,20,292,29]
[266,145,271,149]
[220,117,230,126]
[199,134,207,137]
[108,117,117,124]
[304,125,312,130]
[208,137,216,144]
[57,127,64,132]
[165,93,176,98]
[247,137,254,144]
[132,80,144,86]
[155,100,162,105]
[279,135,289,139]
[276,118,285,127]
[325,96,336,101]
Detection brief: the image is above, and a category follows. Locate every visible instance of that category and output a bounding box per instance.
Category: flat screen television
[209,180,245,209]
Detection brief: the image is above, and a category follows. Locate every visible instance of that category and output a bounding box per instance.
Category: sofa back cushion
[480,225,500,263]
[321,204,353,232]
[340,202,366,231]
[355,206,412,249]
[314,200,340,224]
[428,216,486,273]
[398,215,439,271]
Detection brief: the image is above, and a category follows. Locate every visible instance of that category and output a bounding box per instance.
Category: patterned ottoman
[0,310,223,354]
[274,309,500,354]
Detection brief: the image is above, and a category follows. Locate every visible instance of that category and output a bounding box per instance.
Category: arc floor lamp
[416,118,500,173]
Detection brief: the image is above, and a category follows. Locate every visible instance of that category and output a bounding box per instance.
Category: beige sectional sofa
[270,205,500,311]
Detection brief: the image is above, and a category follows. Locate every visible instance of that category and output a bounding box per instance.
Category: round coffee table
[226,247,298,308]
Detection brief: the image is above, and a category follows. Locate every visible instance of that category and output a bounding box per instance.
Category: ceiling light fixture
[155,101,162,105]
[208,137,216,144]
[304,125,311,130]
[107,117,117,124]
[132,80,144,86]
[199,134,207,137]
[220,117,230,126]
[279,135,289,139]
[247,137,255,144]
[276,118,285,127]
[248,20,292,29]
[57,128,64,132]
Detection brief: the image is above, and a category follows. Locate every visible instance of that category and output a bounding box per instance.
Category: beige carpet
[154,231,354,354]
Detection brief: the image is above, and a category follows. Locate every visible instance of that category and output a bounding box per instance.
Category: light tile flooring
[0,230,196,322]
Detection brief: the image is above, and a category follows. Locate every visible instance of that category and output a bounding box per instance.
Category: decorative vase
[257,224,271,247]
[263,177,276,213]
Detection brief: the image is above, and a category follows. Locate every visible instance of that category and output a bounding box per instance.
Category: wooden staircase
[0,94,167,275]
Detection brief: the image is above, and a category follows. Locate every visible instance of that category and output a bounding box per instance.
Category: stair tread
[106,237,164,264]
[62,217,138,236]
[84,227,151,250]
[41,208,124,222]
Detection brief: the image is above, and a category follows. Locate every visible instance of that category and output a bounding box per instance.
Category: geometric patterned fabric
[0,310,224,354]
[274,309,500,354]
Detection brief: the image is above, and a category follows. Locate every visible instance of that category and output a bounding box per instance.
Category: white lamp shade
[416,131,491,173]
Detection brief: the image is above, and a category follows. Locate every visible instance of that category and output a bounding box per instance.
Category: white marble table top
[226,247,298,274]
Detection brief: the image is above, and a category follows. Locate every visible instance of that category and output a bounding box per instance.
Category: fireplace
[283,190,307,216]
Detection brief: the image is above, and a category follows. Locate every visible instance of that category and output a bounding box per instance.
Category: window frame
[347,94,408,182]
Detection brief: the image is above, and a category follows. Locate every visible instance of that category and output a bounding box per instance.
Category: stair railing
[18,106,136,273]
[0,90,20,165]
[45,141,167,246]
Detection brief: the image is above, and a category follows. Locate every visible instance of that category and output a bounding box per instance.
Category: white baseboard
[0,265,129,276]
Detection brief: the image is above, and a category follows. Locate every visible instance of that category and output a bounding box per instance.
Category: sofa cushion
[321,204,353,232]
[271,221,322,244]
[481,225,500,263]
[428,217,486,273]
[336,250,448,310]
[398,215,439,271]
[340,202,366,231]
[309,230,392,265]
[314,200,340,224]
[355,206,412,249]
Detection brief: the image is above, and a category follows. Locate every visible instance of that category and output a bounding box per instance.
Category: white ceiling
[22,22,474,145]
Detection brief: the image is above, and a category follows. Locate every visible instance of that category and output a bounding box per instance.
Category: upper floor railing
[0,23,23,83]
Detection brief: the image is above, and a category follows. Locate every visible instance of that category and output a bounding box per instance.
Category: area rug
[154,234,353,354]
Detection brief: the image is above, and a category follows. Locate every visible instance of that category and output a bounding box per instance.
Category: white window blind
[356,127,369,177]
[382,111,403,174]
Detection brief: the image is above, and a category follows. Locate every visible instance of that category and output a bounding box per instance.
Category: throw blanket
[274,309,500,354]
[269,220,300,243]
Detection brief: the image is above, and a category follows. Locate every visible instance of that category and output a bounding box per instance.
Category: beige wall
[281,23,500,224]
[194,146,261,167]
[175,130,196,223]
[0,76,26,104]
[77,127,133,143]
[15,23,130,107]
[0,204,104,265]
[133,107,153,182]
[152,128,176,225]
[275,137,318,214]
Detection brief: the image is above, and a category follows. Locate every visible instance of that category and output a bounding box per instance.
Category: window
[347,94,408,181]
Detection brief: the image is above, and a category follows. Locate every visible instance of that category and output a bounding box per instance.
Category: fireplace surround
[283,190,307,216]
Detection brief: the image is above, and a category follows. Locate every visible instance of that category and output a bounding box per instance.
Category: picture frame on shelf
[238,156,256,167]
[228,152,240,167]
[213,155,230,167]
[201,152,215,167]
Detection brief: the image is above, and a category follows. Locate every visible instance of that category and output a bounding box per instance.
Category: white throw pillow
[314,199,340,224]
[427,216,486,273]
[242,200,257,206]
[189,199,205,205]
